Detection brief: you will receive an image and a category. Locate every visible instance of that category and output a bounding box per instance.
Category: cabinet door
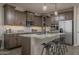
[4,34,17,49]
[4,4,15,25]
[65,11,73,20]
[32,16,42,26]
[15,11,21,25]
[4,38,9,49]
[20,12,26,26]
[21,37,31,55]
[15,10,26,26]
[16,36,21,46]
[9,37,17,48]
[46,17,51,26]
[8,34,17,49]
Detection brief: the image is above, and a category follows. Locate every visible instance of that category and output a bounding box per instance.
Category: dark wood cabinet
[4,34,16,49]
[59,11,73,20]
[21,37,31,55]
[15,10,26,26]
[16,35,21,46]
[65,11,73,20]
[25,11,42,26]
[3,4,42,26]
[4,4,26,26]
[32,16,42,26]
[50,10,73,26]
[45,17,51,26]
[4,34,21,49]
[4,4,16,25]
[41,16,51,27]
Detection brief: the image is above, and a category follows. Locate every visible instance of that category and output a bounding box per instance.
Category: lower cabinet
[4,34,21,49]
[16,36,21,46]
[21,37,31,55]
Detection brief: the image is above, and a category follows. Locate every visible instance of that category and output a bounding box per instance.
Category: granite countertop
[19,33,65,39]
[4,31,59,35]
[4,32,33,35]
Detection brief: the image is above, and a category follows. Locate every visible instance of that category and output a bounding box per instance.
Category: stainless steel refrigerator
[59,20,72,45]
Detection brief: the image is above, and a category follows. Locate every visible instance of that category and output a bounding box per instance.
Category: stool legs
[46,47,50,55]
[41,47,45,55]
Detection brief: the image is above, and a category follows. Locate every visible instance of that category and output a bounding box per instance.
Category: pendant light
[43,3,47,11]
[54,3,58,16]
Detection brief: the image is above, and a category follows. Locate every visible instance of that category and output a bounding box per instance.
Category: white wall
[0,5,4,25]
[0,5,4,49]
[73,6,77,46]
[73,6,79,46]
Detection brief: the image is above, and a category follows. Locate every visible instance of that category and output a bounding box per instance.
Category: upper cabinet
[46,17,51,26]
[59,11,73,20]
[32,16,42,26]
[41,16,51,27]
[26,12,33,21]
[15,10,26,26]
[25,11,42,26]
[4,4,16,25]
[3,4,26,26]
[65,11,73,20]
[3,4,52,27]
[50,10,73,25]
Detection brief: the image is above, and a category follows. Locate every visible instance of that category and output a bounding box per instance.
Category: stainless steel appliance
[59,20,72,45]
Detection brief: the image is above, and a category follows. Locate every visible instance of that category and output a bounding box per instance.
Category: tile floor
[0,47,21,55]
[0,46,79,55]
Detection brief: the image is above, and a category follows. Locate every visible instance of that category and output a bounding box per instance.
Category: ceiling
[8,3,79,13]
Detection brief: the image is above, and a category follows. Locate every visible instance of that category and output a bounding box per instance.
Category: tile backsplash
[4,25,51,33]
[4,25,31,33]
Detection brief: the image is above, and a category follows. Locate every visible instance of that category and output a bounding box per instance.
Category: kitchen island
[19,33,65,55]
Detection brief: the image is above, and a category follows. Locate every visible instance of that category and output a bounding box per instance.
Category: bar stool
[41,40,59,55]
[59,36,68,54]
[41,43,51,55]
[41,37,68,55]
[51,38,63,55]
[53,36,68,55]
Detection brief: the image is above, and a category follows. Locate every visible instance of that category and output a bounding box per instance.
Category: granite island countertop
[19,33,65,39]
